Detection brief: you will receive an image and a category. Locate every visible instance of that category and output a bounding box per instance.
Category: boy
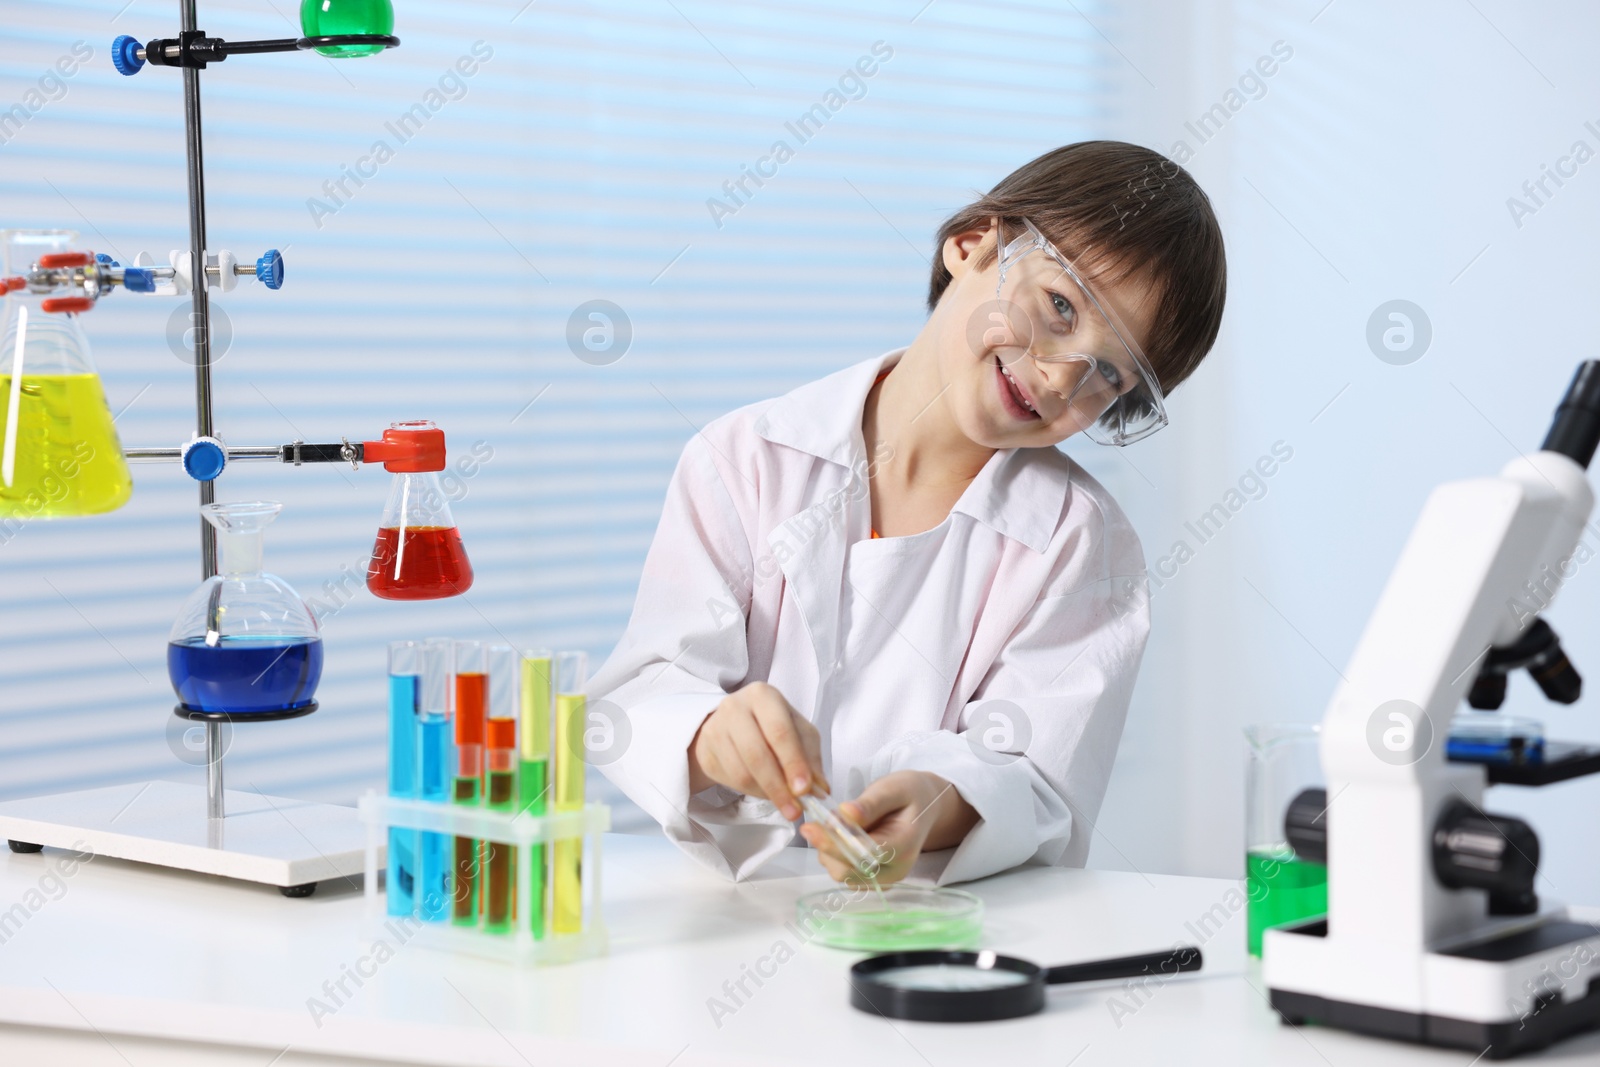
[591,141,1226,884]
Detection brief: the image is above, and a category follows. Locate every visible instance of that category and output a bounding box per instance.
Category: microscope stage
[1449,740,1600,786]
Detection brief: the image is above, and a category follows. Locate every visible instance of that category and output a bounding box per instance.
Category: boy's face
[931,227,1159,450]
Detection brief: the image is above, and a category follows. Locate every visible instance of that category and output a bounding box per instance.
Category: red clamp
[41,297,94,314]
[0,277,24,294]
[362,421,446,473]
[38,252,92,268]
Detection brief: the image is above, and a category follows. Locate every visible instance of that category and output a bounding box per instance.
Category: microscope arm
[1313,364,1600,973]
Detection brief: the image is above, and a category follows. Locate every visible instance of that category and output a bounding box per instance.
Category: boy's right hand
[687,682,829,821]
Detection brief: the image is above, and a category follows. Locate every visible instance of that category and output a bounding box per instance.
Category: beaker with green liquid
[0,229,132,518]
[1244,723,1327,957]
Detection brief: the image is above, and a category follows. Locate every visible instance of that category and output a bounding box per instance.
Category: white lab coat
[590,349,1151,883]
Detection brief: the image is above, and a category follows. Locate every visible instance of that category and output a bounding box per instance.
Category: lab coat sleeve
[864,519,1151,885]
[588,423,796,881]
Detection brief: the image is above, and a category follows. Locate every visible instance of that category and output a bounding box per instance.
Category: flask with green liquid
[300,0,394,57]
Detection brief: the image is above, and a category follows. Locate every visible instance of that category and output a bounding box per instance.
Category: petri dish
[1447,712,1545,763]
[795,885,984,952]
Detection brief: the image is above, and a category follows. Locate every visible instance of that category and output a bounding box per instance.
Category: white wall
[1088,0,1600,903]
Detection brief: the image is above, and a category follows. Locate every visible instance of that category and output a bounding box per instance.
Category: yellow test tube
[519,649,552,939]
[552,651,586,934]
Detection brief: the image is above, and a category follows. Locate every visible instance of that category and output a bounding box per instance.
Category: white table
[2,809,1598,1066]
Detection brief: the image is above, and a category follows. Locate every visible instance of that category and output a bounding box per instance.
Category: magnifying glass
[849,945,1203,1022]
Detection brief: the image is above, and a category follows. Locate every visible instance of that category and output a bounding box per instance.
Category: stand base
[0,780,373,892]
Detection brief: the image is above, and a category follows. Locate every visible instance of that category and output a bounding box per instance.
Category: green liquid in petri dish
[299,0,394,56]
[1246,847,1327,957]
[815,910,979,952]
[795,885,983,952]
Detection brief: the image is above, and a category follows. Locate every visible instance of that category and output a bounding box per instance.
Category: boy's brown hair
[928,141,1226,394]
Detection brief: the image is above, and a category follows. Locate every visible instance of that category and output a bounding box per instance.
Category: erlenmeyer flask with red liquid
[365,420,473,599]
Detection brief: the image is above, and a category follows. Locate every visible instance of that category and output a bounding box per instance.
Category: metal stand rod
[206,721,224,820]
[181,0,223,821]
[125,445,284,462]
[123,441,365,464]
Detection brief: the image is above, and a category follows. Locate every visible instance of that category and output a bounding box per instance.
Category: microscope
[1263,363,1600,1058]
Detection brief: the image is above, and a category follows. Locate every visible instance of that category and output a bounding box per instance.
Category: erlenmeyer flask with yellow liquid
[0,229,132,518]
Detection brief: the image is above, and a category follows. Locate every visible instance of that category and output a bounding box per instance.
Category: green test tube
[552,651,587,935]
[519,649,552,939]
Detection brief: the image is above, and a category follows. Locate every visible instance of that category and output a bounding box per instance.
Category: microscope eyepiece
[1540,360,1600,469]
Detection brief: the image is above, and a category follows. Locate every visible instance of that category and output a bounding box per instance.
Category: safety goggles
[982,218,1168,446]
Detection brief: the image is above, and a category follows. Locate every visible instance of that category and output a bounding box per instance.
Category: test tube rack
[358,795,611,965]
[0,2,415,897]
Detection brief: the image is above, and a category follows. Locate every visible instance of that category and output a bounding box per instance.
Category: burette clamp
[125,426,448,475]
[270,437,361,469]
[3,247,281,306]
[11,252,121,312]
[110,32,399,77]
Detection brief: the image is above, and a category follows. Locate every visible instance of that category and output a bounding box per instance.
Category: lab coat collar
[954,439,1072,555]
[753,351,888,470]
[755,349,1073,554]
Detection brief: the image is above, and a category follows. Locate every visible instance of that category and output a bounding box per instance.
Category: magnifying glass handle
[1043,946,1202,986]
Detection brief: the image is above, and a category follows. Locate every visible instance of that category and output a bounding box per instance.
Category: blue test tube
[417,637,454,922]
[386,640,421,917]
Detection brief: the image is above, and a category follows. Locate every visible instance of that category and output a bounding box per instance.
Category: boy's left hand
[799,770,980,885]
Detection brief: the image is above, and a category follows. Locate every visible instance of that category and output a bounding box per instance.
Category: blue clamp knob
[181,436,227,482]
[95,253,119,267]
[112,35,145,77]
[122,267,156,293]
[256,249,284,290]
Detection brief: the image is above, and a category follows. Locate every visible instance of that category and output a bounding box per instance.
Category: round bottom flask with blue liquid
[167,501,322,720]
